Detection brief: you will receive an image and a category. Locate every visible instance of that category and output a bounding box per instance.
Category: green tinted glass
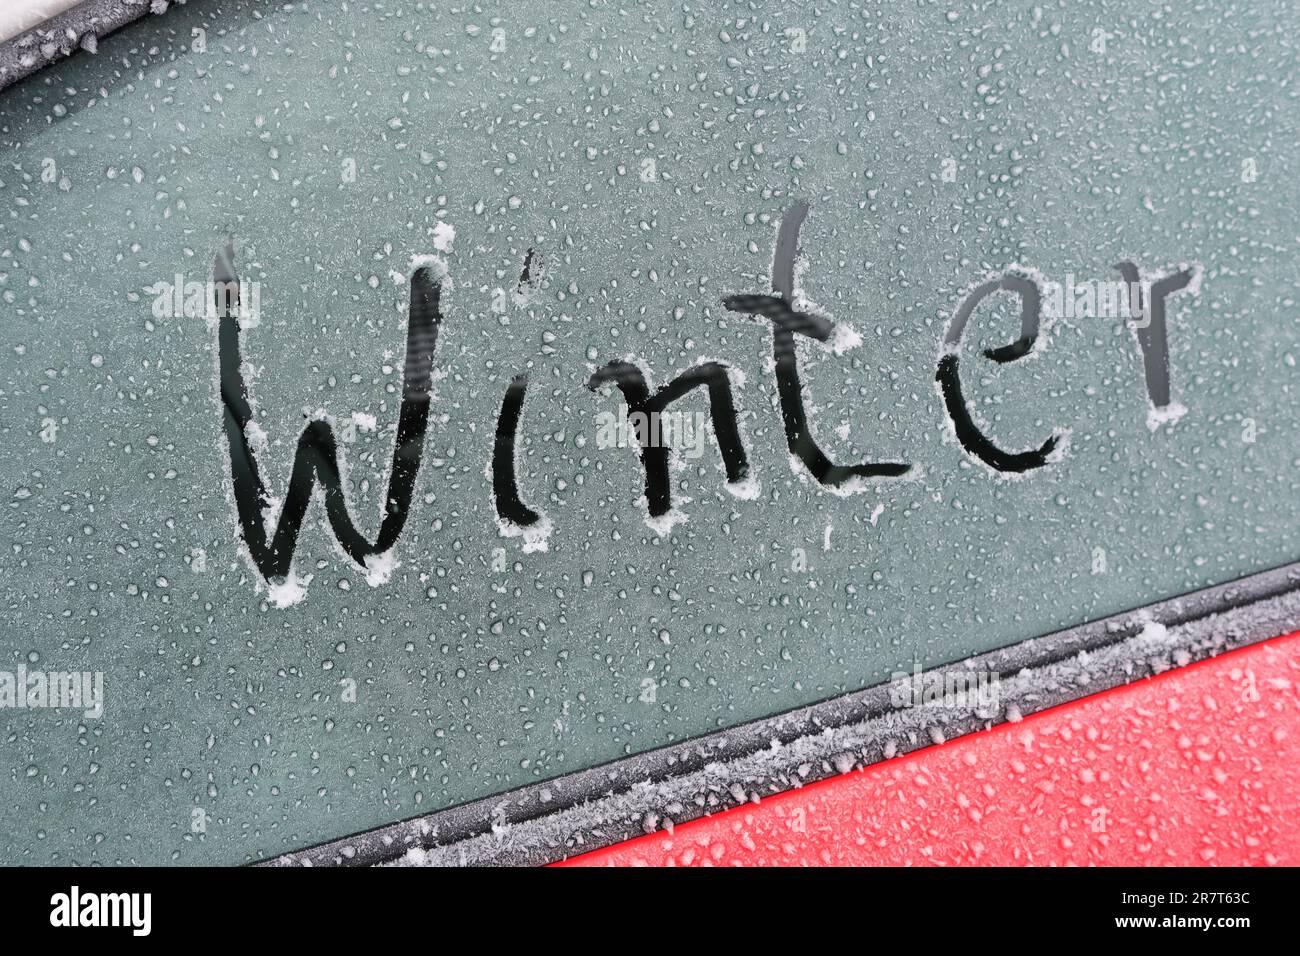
[2,0,1298,864]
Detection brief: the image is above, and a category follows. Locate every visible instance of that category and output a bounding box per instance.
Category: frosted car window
[1,1,1297,864]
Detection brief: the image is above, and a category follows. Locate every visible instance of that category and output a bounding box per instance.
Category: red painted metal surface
[561,631,1300,867]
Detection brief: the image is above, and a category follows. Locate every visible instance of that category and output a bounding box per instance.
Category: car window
[2,0,1298,864]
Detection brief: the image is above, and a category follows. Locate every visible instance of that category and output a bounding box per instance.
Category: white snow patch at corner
[362,550,398,587]
[645,505,689,537]
[409,253,450,282]
[497,514,555,554]
[1045,427,1072,463]
[244,420,269,454]
[267,572,313,609]
[827,322,862,356]
[432,222,456,253]
[724,474,761,501]
[1147,401,1187,432]
[510,286,533,309]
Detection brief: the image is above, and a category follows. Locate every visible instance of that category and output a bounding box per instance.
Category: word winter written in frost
[210,204,1199,605]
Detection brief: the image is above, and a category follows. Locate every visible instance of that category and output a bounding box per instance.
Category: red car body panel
[562,631,1300,866]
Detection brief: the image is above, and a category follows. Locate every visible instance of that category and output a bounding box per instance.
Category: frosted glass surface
[1,1,1297,863]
